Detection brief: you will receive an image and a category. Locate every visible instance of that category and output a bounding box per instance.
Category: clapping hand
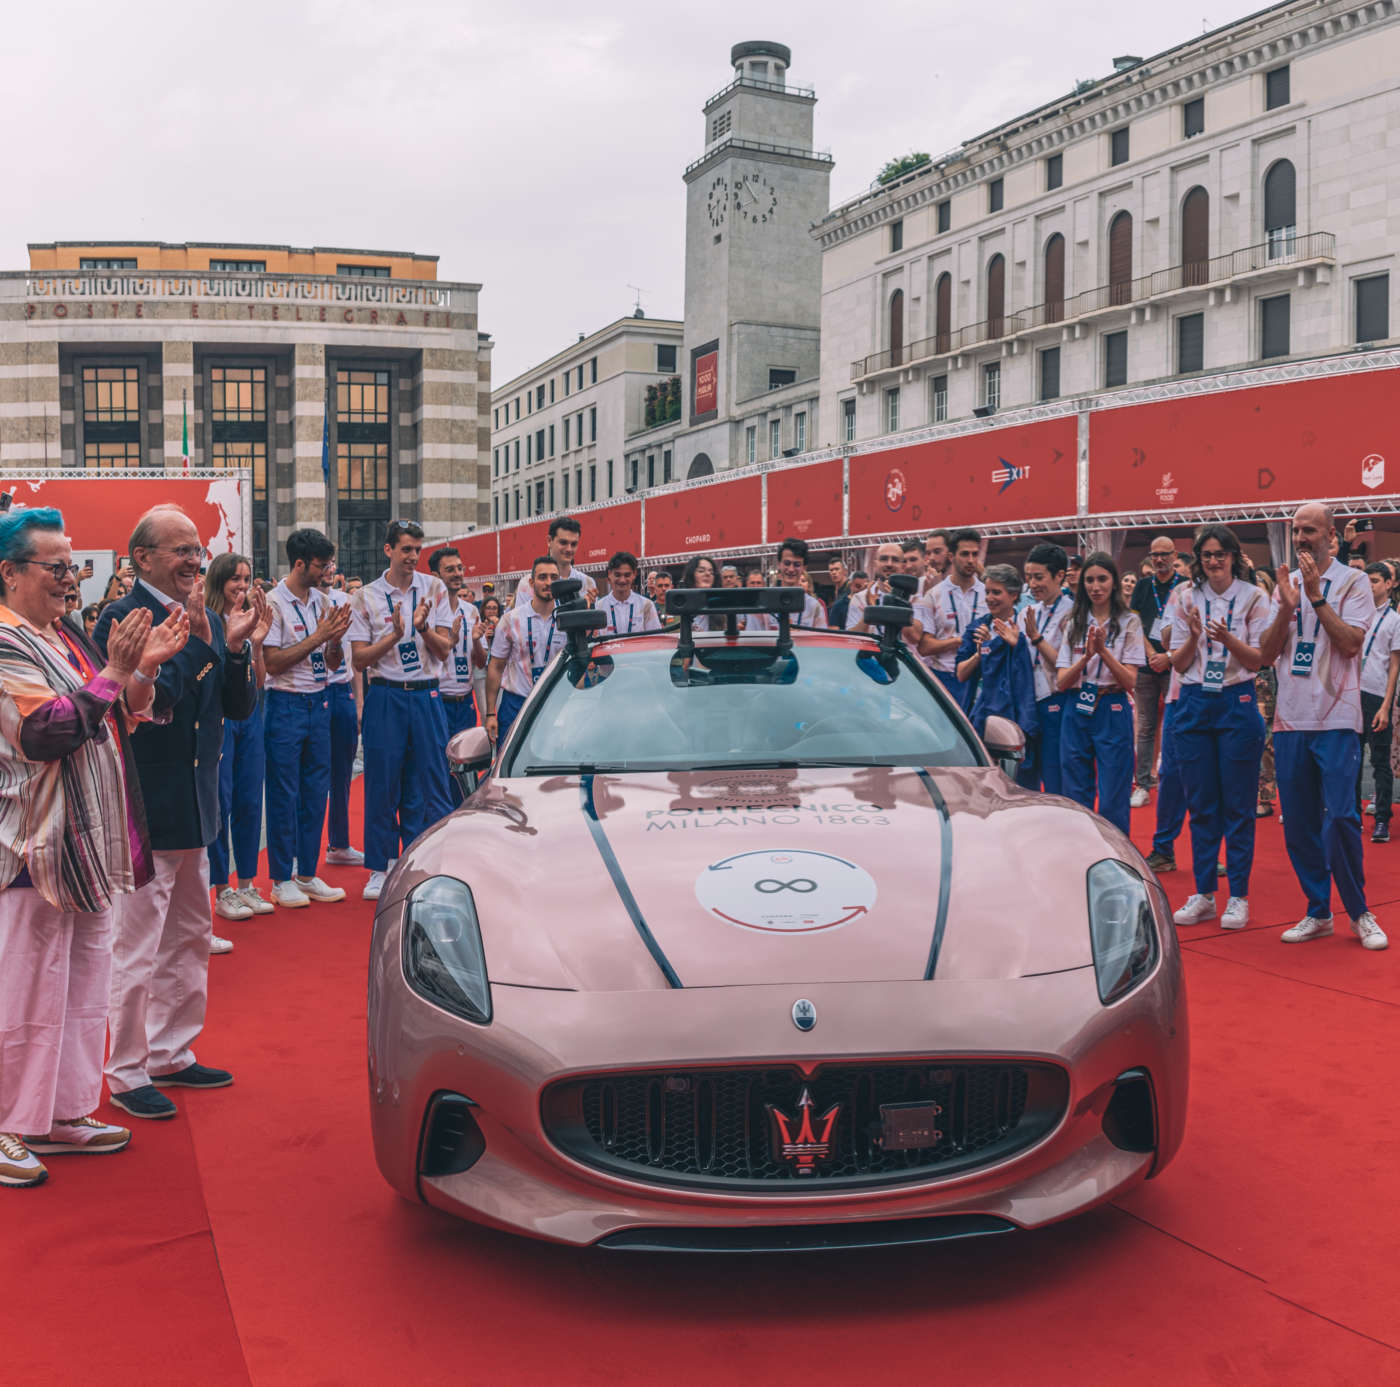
[972,622,992,654]
[252,601,275,644]
[993,617,1019,646]
[451,613,465,645]
[185,584,212,645]
[1206,617,1232,646]
[1298,551,1323,601]
[1185,603,1204,639]
[413,599,432,633]
[1275,565,1300,613]
[390,603,405,639]
[105,607,154,681]
[224,585,267,651]
[1086,624,1106,657]
[1023,608,1040,644]
[314,602,352,646]
[142,606,190,673]
[472,619,485,641]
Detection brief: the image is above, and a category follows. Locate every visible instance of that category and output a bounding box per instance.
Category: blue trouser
[934,669,973,711]
[496,689,527,742]
[1274,728,1367,920]
[442,692,479,807]
[326,682,358,851]
[1174,680,1266,896]
[1151,701,1188,859]
[362,683,454,872]
[1059,689,1135,836]
[264,689,332,882]
[1017,694,1065,794]
[207,695,265,887]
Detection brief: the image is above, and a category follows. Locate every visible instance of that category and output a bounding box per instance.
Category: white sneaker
[211,934,234,954]
[1173,893,1216,925]
[363,871,386,901]
[24,1116,131,1155]
[295,875,347,903]
[1281,915,1333,943]
[325,846,365,866]
[1220,896,1250,930]
[236,885,275,915]
[1351,912,1389,951]
[0,1132,48,1187]
[214,887,253,921]
[272,879,311,909]
[1130,786,1151,809]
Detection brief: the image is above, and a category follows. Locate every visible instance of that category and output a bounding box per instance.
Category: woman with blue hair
[0,507,188,1188]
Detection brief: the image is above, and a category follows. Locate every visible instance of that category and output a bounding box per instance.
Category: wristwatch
[1310,596,1328,608]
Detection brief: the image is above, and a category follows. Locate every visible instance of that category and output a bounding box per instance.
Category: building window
[589,406,597,442]
[1356,274,1390,343]
[81,363,143,471]
[746,426,757,463]
[1265,64,1290,110]
[493,447,499,477]
[536,385,545,409]
[937,199,951,234]
[934,272,952,352]
[549,379,555,404]
[526,435,532,465]
[576,365,584,390]
[548,425,555,456]
[769,418,781,457]
[1104,330,1129,387]
[590,358,597,384]
[606,460,613,497]
[931,374,948,423]
[575,466,583,501]
[493,496,499,525]
[1046,154,1063,190]
[513,489,520,519]
[1110,127,1130,166]
[1039,347,1060,401]
[79,257,137,270]
[982,363,1000,411]
[337,264,390,277]
[710,109,732,142]
[1181,186,1210,285]
[209,365,270,570]
[988,179,1003,214]
[768,368,796,389]
[1177,313,1204,373]
[663,449,673,482]
[842,397,856,442]
[546,476,553,510]
[493,407,499,429]
[645,453,654,488]
[1264,159,1297,259]
[527,393,532,414]
[794,412,806,452]
[986,256,1005,337]
[513,398,520,420]
[534,429,544,461]
[1044,234,1066,323]
[536,481,545,513]
[1108,210,1133,305]
[657,343,677,373]
[1183,98,1204,138]
[885,386,900,433]
[209,259,265,272]
[890,219,903,253]
[1260,295,1290,358]
[563,418,570,450]
[513,439,520,470]
[334,366,392,583]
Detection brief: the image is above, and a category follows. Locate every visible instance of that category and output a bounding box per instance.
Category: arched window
[889,289,905,367]
[1264,159,1296,258]
[1181,187,1209,285]
[1108,211,1133,306]
[986,254,1005,338]
[687,453,714,480]
[1044,234,1065,323]
[934,272,952,353]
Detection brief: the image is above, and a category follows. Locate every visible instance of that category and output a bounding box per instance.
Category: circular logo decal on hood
[696,850,877,934]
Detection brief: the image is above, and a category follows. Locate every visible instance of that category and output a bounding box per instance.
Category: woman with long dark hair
[1165,525,1269,929]
[1056,551,1145,834]
[682,554,719,630]
[473,596,502,719]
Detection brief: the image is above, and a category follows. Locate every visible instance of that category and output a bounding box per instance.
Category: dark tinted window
[1260,295,1290,358]
[1104,330,1128,387]
[1110,128,1130,165]
[657,344,677,372]
[1039,347,1060,401]
[988,179,1003,213]
[937,200,951,233]
[1183,98,1204,137]
[1356,275,1389,343]
[890,219,903,252]
[1266,65,1290,110]
[1046,154,1063,190]
[1177,314,1204,373]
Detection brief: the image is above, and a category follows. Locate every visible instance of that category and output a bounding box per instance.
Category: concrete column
[419,345,478,534]
[161,340,194,472]
[293,341,329,531]
[0,337,60,468]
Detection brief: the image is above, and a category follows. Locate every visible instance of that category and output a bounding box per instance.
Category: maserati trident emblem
[767,1087,841,1174]
[791,998,817,1031]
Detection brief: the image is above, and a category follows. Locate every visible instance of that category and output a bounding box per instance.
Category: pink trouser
[106,848,212,1095]
[0,887,114,1135]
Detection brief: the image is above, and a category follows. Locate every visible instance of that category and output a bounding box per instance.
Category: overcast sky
[3,1,1263,384]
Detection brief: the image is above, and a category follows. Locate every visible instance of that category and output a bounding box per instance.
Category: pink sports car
[367,586,1188,1250]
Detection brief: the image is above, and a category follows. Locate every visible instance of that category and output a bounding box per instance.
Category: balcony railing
[685,136,834,177]
[851,231,1335,381]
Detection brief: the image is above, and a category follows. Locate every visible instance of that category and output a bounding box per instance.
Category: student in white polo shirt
[846,541,931,656]
[1017,543,1073,794]
[347,520,453,902]
[513,516,596,607]
[1358,561,1400,844]
[925,529,987,709]
[747,538,828,631]
[1258,502,1386,949]
[261,529,351,908]
[596,550,662,634]
[429,546,487,806]
[316,559,363,867]
[486,556,567,743]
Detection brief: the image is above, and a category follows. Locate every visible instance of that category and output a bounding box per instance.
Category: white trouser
[106,848,212,1094]
[0,887,113,1135]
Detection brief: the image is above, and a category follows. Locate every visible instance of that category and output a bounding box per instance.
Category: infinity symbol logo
[755,878,818,894]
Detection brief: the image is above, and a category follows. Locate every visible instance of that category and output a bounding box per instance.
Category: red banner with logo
[1089,369,1400,512]
[693,351,718,416]
[643,476,763,557]
[574,500,642,565]
[497,519,552,573]
[765,458,844,545]
[847,418,1078,535]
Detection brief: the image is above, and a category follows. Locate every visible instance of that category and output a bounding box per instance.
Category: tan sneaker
[0,1132,48,1187]
[214,887,253,921]
[235,885,275,915]
[24,1116,131,1155]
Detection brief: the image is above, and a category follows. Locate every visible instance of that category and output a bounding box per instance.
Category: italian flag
[181,398,190,472]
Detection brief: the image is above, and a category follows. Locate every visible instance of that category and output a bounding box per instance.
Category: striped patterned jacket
[0,606,153,912]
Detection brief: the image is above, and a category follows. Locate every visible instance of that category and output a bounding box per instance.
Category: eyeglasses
[1199,549,1231,562]
[142,545,210,563]
[17,560,81,581]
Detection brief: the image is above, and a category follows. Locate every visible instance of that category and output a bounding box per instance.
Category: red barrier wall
[765,458,844,544]
[643,475,763,555]
[496,519,552,573]
[575,500,643,565]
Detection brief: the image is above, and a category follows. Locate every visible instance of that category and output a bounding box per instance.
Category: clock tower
[679,41,833,475]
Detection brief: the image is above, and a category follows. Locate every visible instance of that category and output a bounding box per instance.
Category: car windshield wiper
[520,762,660,776]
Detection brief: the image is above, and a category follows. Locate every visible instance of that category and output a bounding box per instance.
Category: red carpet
[6,797,1399,1385]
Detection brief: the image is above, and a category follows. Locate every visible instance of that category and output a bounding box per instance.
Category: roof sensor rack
[551,577,606,659]
[667,586,804,658]
[862,572,918,656]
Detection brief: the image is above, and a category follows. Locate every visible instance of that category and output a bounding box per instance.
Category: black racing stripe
[580,774,683,989]
[916,768,954,980]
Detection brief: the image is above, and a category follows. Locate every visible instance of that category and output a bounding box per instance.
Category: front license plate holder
[879,1101,943,1151]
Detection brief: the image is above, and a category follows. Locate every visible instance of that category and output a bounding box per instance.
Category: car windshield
[503,640,984,775]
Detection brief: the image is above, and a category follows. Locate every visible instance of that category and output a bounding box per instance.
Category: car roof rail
[667,585,803,657]
[862,572,918,656]
[552,577,607,659]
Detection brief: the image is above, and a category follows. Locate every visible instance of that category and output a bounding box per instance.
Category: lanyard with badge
[386,586,422,674]
[290,597,328,683]
[1291,578,1331,678]
[1075,622,1109,715]
[611,597,635,635]
[1148,575,1180,644]
[1201,593,1236,693]
[453,604,474,682]
[1363,608,1390,669]
[948,588,979,634]
[525,612,557,683]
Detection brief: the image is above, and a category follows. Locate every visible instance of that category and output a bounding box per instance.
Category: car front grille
[541,1062,1069,1193]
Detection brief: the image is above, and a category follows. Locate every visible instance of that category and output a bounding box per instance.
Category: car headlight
[402,877,492,1024]
[1086,859,1159,1005]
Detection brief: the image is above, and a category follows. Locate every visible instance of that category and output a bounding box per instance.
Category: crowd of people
[0,498,1390,1190]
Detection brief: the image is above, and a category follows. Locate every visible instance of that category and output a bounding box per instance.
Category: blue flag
[321,404,330,483]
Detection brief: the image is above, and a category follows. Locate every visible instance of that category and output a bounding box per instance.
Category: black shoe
[1373,821,1390,844]
[152,1063,234,1089]
[1144,852,1176,873]
[109,1085,177,1120]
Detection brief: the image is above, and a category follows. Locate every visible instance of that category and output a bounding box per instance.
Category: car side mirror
[448,726,493,799]
[982,715,1026,772]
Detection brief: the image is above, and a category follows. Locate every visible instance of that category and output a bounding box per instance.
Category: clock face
[733,169,779,224]
[707,176,728,228]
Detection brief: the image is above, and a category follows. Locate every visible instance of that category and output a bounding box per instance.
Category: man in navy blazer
[94,506,264,1121]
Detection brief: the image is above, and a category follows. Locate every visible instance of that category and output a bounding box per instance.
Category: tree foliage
[877,152,932,185]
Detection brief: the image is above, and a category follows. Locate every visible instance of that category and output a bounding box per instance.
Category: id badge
[454,653,472,680]
[1202,658,1226,693]
[1075,682,1100,716]
[397,640,422,673]
[1290,641,1316,678]
[1149,616,1164,643]
[529,664,546,684]
[309,650,328,683]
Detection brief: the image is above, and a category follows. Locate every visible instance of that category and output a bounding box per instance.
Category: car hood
[401,766,1136,991]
